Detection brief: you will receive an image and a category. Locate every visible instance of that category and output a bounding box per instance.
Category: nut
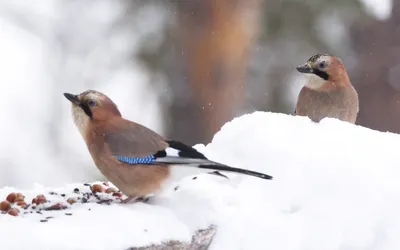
[36,194,47,205]
[7,208,19,216]
[112,192,123,198]
[45,203,67,211]
[6,193,17,203]
[0,201,11,211]
[16,201,27,208]
[15,193,25,202]
[105,187,118,194]
[91,184,105,193]
[67,198,77,205]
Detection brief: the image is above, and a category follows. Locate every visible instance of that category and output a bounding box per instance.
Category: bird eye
[87,99,97,107]
[319,61,328,69]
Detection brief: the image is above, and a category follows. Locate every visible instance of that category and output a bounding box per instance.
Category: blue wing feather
[115,155,155,164]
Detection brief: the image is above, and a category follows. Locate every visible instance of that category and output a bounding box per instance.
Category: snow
[0,1,167,189]
[2,111,400,250]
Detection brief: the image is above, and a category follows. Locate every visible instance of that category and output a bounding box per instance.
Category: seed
[7,208,19,216]
[6,193,17,203]
[105,187,118,194]
[91,184,105,193]
[67,198,77,205]
[16,201,28,208]
[15,193,25,202]
[112,192,123,198]
[32,194,47,205]
[0,201,11,211]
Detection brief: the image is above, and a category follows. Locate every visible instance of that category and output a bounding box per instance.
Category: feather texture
[103,118,272,180]
[104,118,168,157]
[115,155,155,164]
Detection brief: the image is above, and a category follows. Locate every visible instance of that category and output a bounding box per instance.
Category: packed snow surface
[1,111,400,250]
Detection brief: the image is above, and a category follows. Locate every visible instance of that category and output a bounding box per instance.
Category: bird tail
[154,157,273,180]
[198,163,273,180]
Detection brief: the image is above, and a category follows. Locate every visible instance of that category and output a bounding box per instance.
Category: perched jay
[64,90,273,203]
[295,53,359,124]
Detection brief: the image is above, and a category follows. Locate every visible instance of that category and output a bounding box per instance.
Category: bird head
[64,90,121,132]
[296,53,350,89]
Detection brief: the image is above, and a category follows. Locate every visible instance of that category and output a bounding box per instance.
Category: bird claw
[121,195,152,204]
[120,196,139,204]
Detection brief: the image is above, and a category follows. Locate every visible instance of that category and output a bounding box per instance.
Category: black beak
[296,64,313,74]
[63,93,80,105]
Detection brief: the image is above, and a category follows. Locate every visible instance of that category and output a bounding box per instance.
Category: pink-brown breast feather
[296,84,358,123]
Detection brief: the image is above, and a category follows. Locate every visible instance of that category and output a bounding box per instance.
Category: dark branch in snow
[126,225,217,250]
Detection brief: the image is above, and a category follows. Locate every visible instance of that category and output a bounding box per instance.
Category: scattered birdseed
[44,203,67,211]
[174,186,179,191]
[40,219,48,223]
[97,200,112,205]
[73,188,79,193]
[36,211,42,214]
[45,216,54,219]
[65,213,72,216]
[192,176,197,180]
[83,183,91,186]
[61,194,66,197]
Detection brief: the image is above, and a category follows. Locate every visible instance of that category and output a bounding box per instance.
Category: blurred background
[0,0,394,188]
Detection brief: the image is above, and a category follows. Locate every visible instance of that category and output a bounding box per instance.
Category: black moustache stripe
[312,69,329,80]
[80,104,93,119]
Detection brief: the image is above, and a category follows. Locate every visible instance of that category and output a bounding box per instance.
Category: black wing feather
[166,140,208,159]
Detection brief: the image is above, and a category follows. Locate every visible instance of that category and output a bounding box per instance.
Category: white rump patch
[165,147,180,157]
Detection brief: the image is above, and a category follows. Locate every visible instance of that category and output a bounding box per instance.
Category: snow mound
[2,111,400,250]
[207,112,400,250]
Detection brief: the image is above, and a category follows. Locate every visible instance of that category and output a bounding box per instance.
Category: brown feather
[98,117,168,157]
[296,84,359,123]
[85,119,170,197]
[296,55,359,124]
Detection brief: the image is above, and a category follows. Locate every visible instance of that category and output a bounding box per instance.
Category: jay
[64,90,273,203]
[295,53,359,124]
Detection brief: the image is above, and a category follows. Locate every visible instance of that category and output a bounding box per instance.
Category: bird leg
[121,196,140,204]
[121,195,152,204]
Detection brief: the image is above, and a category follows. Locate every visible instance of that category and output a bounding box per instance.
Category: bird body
[64,90,273,203]
[295,54,359,124]
[84,118,171,199]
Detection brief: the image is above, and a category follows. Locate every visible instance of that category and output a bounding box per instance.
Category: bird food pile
[0,182,124,220]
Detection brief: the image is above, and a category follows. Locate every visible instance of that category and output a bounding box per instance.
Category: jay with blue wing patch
[64,90,273,204]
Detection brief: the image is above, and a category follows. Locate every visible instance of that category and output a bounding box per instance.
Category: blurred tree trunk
[352,2,400,133]
[168,0,262,144]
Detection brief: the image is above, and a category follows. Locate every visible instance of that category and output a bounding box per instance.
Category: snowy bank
[2,111,400,250]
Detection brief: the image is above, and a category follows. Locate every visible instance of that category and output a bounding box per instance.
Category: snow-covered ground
[2,111,400,250]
